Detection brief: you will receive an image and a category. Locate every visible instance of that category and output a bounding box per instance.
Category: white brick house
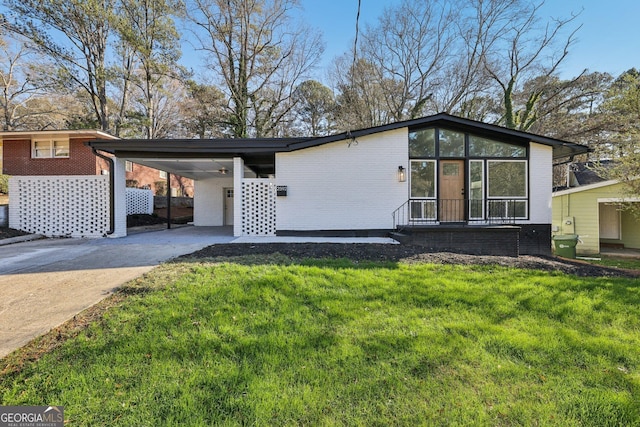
[87,113,589,255]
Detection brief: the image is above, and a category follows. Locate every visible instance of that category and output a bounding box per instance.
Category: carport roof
[86,138,306,177]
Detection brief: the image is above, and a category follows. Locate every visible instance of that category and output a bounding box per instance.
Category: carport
[86,138,299,238]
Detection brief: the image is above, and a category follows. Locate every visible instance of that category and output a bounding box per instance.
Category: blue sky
[297,0,640,80]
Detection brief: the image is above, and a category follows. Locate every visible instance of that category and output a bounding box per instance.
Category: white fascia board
[0,129,118,140]
[553,179,620,197]
[597,197,640,203]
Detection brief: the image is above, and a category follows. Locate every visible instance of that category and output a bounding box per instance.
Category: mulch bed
[0,227,31,240]
[182,243,640,278]
[1,222,636,278]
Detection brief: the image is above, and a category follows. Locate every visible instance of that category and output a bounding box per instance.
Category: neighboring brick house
[0,130,193,196]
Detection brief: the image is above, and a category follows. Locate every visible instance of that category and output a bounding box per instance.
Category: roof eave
[1,129,118,141]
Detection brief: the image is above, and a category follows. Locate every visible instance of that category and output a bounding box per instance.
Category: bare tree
[0,33,84,130]
[115,0,185,139]
[526,71,614,142]
[337,0,580,130]
[333,56,401,130]
[0,37,43,130]
[476,0,581,130]
[357,0,458,121]
[4,0,116,131]
[187,0,323,138]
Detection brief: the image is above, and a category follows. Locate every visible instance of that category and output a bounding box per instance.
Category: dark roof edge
[86,113,590,160]
[85,138,301,155]
[287,113,590,158]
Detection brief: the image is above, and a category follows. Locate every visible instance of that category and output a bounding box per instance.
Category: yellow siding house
[553,180,640,255]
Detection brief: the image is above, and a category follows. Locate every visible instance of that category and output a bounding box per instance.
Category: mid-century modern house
[553,162,640,255]
[82,113,589,256]
[0,130,193,196]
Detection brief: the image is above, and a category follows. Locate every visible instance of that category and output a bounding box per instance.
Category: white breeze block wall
[528,143,553,224]
[276,128,409,231]
[126,188,154,215]
[193,177,234,226]
[241,179,276,235]
[9,175,110,238]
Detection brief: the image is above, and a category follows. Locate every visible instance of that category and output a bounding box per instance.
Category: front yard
[1,252,638,426]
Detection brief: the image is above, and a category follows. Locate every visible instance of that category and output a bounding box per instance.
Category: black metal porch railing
[392,199,525,230]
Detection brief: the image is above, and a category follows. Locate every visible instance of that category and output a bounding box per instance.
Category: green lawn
[2,256,639,426]
[587,255,640,272]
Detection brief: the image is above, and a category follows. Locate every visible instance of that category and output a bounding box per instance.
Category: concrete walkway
[0,226,398,359]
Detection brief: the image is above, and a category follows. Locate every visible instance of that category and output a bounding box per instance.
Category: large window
[409,128,436,157]
[408,126,530,221]
[487,160,527,219]
[438,129,465,157]
[410,160,436,221]
[469,135,526,157]
[469,160,484,219]
[32,139,69,158]
[410,160,436,198]
[487,161,527,197]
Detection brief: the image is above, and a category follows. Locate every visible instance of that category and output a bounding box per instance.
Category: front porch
[392,198,526,229]
[392,199,551,256]
[390,224,551,257]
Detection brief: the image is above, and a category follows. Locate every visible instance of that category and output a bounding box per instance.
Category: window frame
[486,159,528,199]
[468,160,484,220]
[486,159,528,220]
[409,159,437,221]
[408,126,531,222]
[31,138,70,159]
[469,135,527,158]
[409,159,437,200]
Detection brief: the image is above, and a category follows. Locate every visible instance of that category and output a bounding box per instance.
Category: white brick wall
[9,175,110,237]
[193,177,234,226]
[528,143,553,224]
[276,128,409,231]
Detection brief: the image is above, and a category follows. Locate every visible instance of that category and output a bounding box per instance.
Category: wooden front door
[439,160,465,222]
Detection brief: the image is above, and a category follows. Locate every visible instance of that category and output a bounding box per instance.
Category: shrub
[0,174,9,194]
[155,181,167,196]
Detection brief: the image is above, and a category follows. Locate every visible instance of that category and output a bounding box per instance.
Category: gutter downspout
[91,148,115,235]
[166,172,171,229]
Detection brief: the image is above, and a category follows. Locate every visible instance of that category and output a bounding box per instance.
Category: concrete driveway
[0,226,235,359]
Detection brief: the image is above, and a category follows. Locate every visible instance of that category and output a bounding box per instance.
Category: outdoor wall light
[397,165,406,182]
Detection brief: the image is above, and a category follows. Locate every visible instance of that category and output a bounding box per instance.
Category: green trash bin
[553,234,579,258]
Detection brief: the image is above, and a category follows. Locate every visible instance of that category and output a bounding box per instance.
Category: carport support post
[166,172,171,229]
[233,157,244,237]
[111,157,128,238]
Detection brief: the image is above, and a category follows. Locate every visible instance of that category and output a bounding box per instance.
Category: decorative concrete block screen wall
[126,188,154,215]
[241,179,276,236]
[9,175,109,237]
